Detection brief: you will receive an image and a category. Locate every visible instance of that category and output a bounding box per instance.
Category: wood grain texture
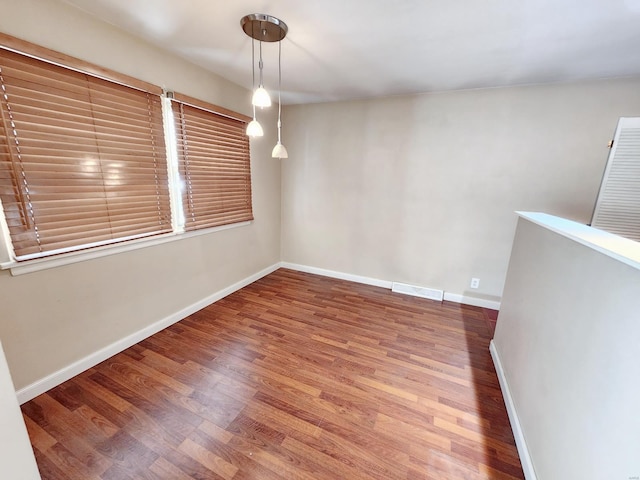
[22,268,523,479]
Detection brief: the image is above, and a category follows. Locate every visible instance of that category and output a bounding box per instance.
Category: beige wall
[281,78,640,302]
[0,0,281,390]
[493,215,640,479]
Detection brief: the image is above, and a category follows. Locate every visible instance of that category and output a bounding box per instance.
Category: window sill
[0,221,252,276]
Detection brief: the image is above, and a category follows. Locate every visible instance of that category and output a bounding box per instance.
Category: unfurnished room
[0,1,639,479]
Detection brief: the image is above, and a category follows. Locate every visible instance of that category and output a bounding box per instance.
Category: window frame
[0,34,254,276]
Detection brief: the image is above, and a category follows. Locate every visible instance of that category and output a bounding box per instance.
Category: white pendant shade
[252,86,271,107]
[246,119,264,137]
[271,141,288,159]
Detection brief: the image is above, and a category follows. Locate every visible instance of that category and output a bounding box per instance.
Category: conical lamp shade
[252,86,271,107]
[271,141,288,159]
[246,119,264,137]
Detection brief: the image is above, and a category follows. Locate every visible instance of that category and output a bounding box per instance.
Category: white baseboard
[443,292,501,310]
[489,340,537,480]
[280,262,500,310]
[16,263,280,404]
[279,262,393,289]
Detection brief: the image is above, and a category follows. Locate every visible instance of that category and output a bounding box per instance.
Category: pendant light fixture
[241,14,289,156]
[252,40,271,108]
[242,14,286,107]
[245,37,263,137]
[271,39,288,159]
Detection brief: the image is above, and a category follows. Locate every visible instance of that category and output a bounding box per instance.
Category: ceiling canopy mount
[240,14,288,43]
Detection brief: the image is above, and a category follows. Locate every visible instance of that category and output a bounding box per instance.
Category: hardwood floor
[22,268,524,479]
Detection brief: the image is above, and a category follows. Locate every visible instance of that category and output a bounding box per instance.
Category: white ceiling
[62,0,640,105]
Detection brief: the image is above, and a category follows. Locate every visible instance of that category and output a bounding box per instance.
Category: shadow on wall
[461,304,524,478]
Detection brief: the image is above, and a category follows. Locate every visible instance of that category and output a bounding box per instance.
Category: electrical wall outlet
[470,277,480,289]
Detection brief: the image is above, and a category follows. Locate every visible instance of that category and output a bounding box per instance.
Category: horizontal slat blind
[0,48,171,259]
[172,100,253,231]
[591,117,640,242]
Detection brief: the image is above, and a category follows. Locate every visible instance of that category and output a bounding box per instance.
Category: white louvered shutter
[591,117,640,242]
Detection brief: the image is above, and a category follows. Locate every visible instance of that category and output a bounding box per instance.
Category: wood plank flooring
[22,268,524,479]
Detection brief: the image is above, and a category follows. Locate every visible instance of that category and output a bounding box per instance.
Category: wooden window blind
[171,95,253,231]
[0,48,171,259]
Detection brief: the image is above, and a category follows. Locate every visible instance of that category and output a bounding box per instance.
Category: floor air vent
[391,282,444,301]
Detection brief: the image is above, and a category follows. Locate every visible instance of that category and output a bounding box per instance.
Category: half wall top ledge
[516,211,640,271]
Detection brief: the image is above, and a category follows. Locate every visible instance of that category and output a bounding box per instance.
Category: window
[0,36,252,266]
[0,48,170,259]
[171,93,253,232]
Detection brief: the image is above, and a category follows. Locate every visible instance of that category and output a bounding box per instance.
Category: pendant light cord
[277,40,282,142]
[251,37,257,118]
[251,37,255,88]
[259,39,264,87]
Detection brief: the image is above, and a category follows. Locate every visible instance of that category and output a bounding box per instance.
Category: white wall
[492,214,640,479]
[281,78,640,302]
[0,341,40,479]
[0,0,281,392]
